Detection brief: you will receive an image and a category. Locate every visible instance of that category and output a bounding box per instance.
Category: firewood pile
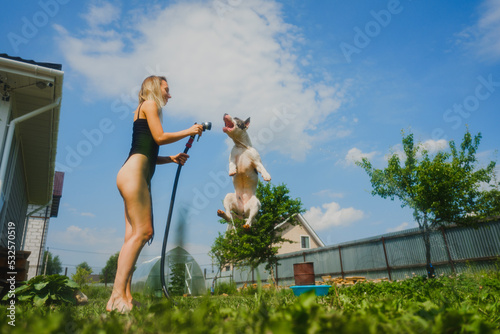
[318,275,389,287]
[236,283,274,292]
[234,276,390,292]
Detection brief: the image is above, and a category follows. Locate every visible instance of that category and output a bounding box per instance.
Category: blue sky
[2,0,500,276]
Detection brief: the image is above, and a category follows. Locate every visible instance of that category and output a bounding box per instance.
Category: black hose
[160,135,195,300]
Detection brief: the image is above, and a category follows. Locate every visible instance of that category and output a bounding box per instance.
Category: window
[225,265,231,272]
[301,236,310,249]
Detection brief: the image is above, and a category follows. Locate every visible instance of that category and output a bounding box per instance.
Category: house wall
[276,223,321,255]
[23,205,51,279]
[0,100,11,159]
[0,136,28,250]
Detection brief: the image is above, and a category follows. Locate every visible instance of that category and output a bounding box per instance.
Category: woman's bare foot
[107,295,133,313]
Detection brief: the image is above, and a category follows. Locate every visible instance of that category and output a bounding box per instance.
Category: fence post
[275,260,279,286]
[441,226,455,273]
[338,246,344,279]
[381,237,392,281]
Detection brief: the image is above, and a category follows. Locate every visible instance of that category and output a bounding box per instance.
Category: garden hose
[160,122,211,300]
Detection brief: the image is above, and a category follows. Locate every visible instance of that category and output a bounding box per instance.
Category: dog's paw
[217,209,226,217]
[242,224,251,230]
[229,169,237,176]
[262,173,271,182]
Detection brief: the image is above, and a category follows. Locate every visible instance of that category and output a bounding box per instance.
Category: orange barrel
[293,262,315,285]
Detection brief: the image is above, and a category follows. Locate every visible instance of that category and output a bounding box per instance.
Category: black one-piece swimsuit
[125,116,159,244]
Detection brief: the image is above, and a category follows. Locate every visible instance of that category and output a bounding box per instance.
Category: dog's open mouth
[223,114,234,132]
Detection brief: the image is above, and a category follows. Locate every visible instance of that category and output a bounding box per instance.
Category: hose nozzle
[201,122,212,131]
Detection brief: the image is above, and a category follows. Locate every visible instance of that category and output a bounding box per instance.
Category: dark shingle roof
[0,53,62,71]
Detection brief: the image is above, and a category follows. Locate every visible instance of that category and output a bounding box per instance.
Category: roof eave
[274,213,325,248]
[0,56,64,204]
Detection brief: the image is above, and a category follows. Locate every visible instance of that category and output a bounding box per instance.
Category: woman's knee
[144,228,154,242]
[136,225,154,243]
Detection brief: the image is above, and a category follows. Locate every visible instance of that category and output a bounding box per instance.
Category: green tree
[168,261,186,296]
[100,252,119,284]
[41,250,62,275]
[71,267,92,287]
[477,187,500,217]
[210,182,304,277]
[357,129,498,277]
[76,261,93,273]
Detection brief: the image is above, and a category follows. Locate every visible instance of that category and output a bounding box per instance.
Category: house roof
[275,213,325,247]
[0,54,62,71]
[50,172,64,217]
[0,54,64,205]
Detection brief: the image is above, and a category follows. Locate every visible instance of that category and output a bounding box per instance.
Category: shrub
[213,281,237,295]
[2,274,79,306]
[71,267,92,287]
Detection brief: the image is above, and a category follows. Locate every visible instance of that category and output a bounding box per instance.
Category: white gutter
[0,97,62,194]
[0,56,63,83]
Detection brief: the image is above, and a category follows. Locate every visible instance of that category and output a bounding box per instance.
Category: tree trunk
[269,263,277,287]
[421,216,436,278]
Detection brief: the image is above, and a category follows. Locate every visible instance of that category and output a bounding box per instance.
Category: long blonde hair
[138,75,167,110]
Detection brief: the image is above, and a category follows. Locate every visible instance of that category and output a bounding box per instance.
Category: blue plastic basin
[290,285,331,296]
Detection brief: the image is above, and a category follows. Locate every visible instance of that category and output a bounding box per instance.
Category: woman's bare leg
[107,157,153,313]
[123,219,143,308]
[124,213,134,304]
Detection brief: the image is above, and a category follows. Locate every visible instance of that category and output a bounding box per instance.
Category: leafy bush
[213,281,238,295]
[2,274,79,307]
[80,284,111,300]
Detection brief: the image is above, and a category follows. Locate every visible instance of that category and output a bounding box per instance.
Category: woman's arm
[156,153,189,165]
[156,156,174,165]
[142,101,203,145]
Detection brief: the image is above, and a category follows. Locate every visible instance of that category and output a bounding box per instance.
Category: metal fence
[205,219,500,288]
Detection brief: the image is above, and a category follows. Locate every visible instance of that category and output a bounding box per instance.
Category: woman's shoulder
[140,100,160,116]
[141,100,157,110]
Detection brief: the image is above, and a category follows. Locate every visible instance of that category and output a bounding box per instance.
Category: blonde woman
[107,76,203,312]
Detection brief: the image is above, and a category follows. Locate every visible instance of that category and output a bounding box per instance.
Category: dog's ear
[244,117,250,128]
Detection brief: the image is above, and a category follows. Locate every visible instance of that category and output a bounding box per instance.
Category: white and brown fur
[217,114,271,230]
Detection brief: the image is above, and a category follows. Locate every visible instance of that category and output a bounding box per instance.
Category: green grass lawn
[2,269,499,334]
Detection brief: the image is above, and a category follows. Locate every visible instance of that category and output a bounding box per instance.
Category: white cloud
[63,203,96,218]
[304,201,365,231]
[384,143,405,162]
[476,0,500,59]
[419,139,448,155]
[343,147,378,166]
[386,222,417,233]
[312,189,344,199]
[385,139,448,161]
[456,0,500,60]
[334,128,352,138]
[52,225,122,250]
[81,2,121,28]
[54,0,346,160]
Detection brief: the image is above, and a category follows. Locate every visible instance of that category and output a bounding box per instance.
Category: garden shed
[132,246,206,297]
